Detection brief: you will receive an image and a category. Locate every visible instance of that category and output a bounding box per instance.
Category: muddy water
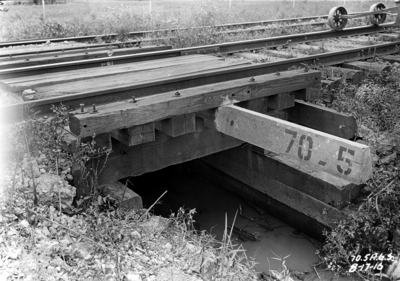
[124,163,320,273]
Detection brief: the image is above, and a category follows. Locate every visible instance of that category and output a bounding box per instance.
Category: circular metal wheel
[328,6,348,31]
[369,3,387,25]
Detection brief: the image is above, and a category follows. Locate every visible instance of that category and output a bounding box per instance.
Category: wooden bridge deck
[0,54,250,99]
[0,53,374,239]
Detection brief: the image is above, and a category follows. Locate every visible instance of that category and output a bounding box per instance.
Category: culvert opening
[119,159,321,273]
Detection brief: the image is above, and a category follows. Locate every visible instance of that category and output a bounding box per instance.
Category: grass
[316,64,400,280]
[0,106,260,281]
[0,0,394,41]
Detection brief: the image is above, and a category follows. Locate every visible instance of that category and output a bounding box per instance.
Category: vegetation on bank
[317,64,400,280]
[0,106,260,281]
[0,0,393,41]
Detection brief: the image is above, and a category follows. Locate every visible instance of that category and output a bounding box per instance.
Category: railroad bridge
[1,23,399,239]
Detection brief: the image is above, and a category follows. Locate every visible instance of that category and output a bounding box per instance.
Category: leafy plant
[318,65,400,279]
[268,252,294,281]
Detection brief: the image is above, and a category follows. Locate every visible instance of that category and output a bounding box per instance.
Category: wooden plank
[59,128,112,153]
[377,33,400,41]
[214,105,371,184]
[199,145,361,208]
[96,121,243,185]
[196,109,218,129]
[236,96,266,113]
[321,77,344,103]
[200,154,344,226]
[189,158,344,241]
[196,97,268,129]
[1,55,226,93]
[185,113,196,134]
[286,100,357,139]
[25,58,252,99]
[322,77,343,90]
[139,123,155,134]
[0,46,110,60]
[0,42,130,57]
[3,54,219,86]
[68,69,321,137]
[111,129,131,146]
[322,66,365,84]
[98,181,143,210]
[266,109,288,120]
[155,116,186,137]
[142,132,155,143]
[59,128,79,153]
[0,45,172,70]
[112,123,155,146]
[382,55,400,64]
[341,61,392,73]
[155,113,196,137]
[266,92,295,110]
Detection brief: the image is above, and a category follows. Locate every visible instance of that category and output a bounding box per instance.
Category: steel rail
[0,22,396,79]
[1,41,399,124]
[0,22,327,59]
[0,15,331,48]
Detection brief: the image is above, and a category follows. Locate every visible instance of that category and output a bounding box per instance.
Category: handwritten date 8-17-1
[284,128,355,176]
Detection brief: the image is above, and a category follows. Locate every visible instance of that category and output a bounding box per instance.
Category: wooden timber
[322,77,343,90]
[286,100,357,139]
[382,55,400,64]
[2,55,219,90]
[234,98,356,140]
[96,120,243,186]
[0,45,172,70]
[68,69,321,137]
[199,145,361,208]
[341,61,391,73]
[214,105,371,184]
[321,77,343,102]
[98,181,143,210]
[111,123,155,146]
[1,55,241,95]
[377,33,400,41]
[266,92,295,110]
[155,113,196,137]
[2,41,399,123]
[188,157,345,241]
[322,66,365,85]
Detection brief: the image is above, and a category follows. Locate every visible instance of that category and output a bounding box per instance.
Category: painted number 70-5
[284,128,355,176]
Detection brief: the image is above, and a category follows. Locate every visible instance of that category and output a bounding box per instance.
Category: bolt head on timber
[91,104,98,114]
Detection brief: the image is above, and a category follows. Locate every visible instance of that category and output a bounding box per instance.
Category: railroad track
[0,21,330,62]
[1,11,383,61]
[0,23,398,74]
[0,21,399,123]
[0,15,335,49]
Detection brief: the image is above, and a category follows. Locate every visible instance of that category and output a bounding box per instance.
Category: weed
[318,66,400,279]
[267,251,294,281]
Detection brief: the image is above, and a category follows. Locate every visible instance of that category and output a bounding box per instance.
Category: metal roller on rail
[328,0,400,30]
